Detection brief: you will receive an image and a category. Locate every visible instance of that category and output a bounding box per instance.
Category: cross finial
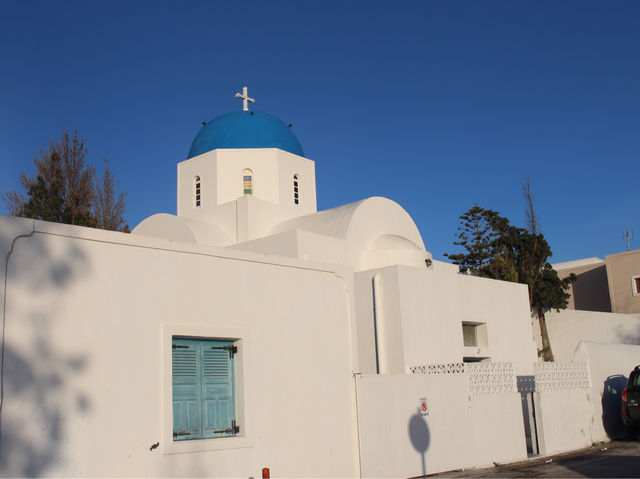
[235,86,255,111]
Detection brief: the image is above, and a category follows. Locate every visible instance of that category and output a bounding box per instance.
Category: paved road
[432,441,640,478]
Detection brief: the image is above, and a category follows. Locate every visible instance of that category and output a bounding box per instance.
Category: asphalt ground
[429,441,640,478]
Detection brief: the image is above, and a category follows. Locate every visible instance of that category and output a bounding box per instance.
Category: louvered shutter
[172,338,202,440]
[172,338,236,441]
[202,341,236,438]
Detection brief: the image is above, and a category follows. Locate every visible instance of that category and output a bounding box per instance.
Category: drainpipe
[0,219,35,427]
[372,273,384,374]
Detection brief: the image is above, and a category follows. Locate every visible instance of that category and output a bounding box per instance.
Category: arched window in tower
[194,176,201,207]
[243,169,253,195]
[293,174,300,205]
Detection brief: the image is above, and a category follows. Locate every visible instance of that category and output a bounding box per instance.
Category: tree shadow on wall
[0,223,92,476]
[408,411,430,477]
[602,375,628,440]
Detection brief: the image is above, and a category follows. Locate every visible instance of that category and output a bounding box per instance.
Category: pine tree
[446,206,575,361]
[444,205,509,275]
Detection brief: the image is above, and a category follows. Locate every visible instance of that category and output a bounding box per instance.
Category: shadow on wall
[602,375,628,440]
[409,410,430,476]
[0,225,92,476]
[614,322,640,346]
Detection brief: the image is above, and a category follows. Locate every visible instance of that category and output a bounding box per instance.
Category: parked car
[622,365,640,439]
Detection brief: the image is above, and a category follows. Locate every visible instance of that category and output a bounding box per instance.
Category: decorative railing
[466,362,516,395]
[534,361,590,391]
[409,361,516,396]
[409,362,465,375]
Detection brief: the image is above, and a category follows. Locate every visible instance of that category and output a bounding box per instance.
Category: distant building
[554,249,640,314]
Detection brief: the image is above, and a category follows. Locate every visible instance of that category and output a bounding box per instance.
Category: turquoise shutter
[172,338,202,440]
[172,338,237,441]
[203,340,236,438]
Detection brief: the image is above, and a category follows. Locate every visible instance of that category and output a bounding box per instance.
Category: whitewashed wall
[355,373,526,478]
[534,389,593,455]
[0,216,359,477]
[573,341,640,442]
[539,309,640,362]
[354,265,538,375]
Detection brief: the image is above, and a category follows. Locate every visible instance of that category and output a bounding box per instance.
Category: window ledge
[163,435,252,455]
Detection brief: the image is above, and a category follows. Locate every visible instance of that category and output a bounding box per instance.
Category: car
[622,365,640,439]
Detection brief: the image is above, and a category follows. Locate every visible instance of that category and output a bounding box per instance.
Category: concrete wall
[177,148,317,227]
[355,373,526,478]
[354,265,538,375]
[534,389,594,455]
[573,341,640,442]
[606,249,640,314]
[557,262,611,312]
[0,216,359,477]
[540,309,640,362]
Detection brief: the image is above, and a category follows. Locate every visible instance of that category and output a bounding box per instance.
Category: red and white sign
[419,397,429,416]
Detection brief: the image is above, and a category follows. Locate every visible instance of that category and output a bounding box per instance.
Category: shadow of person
[409,412,430,476]
[602,375,628,439]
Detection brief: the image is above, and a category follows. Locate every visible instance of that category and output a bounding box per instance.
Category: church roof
[187,111,304,159]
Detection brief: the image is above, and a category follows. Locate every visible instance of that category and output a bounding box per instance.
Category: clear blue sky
[1,0,638,262]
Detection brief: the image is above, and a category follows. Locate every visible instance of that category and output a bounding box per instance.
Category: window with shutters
[172,337,238,441]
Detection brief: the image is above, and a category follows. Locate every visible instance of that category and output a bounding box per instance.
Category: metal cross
[235,86,255,111]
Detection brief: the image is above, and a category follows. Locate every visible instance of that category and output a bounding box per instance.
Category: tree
[443,205,509,274]
[3,130,128,231]
[93,159,128,232]
[446,205,575,361]
[522,177,541,235]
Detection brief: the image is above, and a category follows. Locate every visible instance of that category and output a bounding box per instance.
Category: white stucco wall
[354,265,538,375]
[573,341,640,443]
[355,373,526,478]
[534,389,594,455]
[540,309,640,362]
[0,216,358,477]
[177,149,317,224]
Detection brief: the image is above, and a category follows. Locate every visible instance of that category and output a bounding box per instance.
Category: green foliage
[3,130,128,232]
[444,205,509,274]
[446,205,576,361]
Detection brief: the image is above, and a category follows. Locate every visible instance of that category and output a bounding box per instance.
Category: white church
[1,89,606,477]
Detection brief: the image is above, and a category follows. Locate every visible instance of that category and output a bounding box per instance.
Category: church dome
[187,111,304,158]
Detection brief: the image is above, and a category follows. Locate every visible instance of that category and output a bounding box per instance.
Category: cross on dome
[234,86,255,111]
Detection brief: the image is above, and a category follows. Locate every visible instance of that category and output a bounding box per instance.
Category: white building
[0,99,541,477]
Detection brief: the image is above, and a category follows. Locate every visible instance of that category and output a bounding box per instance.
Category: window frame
[461,322,488,348]
[631,275,640,297]
[293,174,300,205]
[242,169,253,196]
[194,175,201,207]
[162,324,251,454]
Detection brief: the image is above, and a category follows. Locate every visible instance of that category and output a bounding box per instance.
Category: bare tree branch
[522,176,541,235]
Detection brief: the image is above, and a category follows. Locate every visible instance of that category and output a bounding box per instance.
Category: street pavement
[430,441,640,478]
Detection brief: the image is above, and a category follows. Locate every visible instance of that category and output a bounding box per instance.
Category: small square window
[462,322,488,348]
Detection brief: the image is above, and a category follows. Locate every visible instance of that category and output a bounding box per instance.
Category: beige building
[554,249,640,314]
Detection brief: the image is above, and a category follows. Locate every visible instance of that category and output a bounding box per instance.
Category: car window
[632,371,640,389]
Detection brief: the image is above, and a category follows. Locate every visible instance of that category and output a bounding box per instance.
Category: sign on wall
[418,397,429,416]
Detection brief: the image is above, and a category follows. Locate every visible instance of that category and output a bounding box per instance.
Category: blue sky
[1,0,638,262]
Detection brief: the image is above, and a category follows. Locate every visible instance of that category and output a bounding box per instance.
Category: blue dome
[187,111,304,159]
